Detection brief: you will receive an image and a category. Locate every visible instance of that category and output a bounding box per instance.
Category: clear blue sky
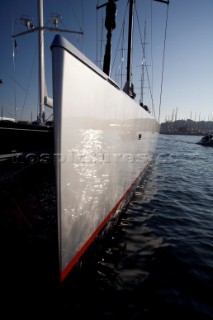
[0,0,213,123]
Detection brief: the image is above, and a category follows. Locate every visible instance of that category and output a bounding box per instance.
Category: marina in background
[160,119,213,135]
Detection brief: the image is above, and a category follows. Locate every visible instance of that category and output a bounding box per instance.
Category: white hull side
[51,35,159,281]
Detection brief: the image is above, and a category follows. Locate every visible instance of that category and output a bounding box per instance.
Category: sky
[0,0,213,123]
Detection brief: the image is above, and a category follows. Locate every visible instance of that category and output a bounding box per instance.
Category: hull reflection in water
[51,35,159,282]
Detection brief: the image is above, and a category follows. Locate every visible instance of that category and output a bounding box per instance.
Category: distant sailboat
[0,0,82,157]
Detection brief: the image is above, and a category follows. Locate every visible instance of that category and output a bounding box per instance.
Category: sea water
[1,134,213,319]
[61,134,213,319]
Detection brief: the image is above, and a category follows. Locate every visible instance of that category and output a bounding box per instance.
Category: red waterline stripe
[60,169,145,282]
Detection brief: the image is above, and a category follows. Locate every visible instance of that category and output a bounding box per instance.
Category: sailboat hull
[0,121,53,156]
[51,35,159,282]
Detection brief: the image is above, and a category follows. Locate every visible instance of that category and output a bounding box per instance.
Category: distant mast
[97,0,117,76]
[123,0,136,99]
[38,0,45,123]
[98,0,136,98]
[12,0,83,124]
[123,0,169,100]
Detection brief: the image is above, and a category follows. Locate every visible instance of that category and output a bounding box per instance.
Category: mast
[38,0,45,124]
[140,21,147,105]
[97,0,117,76]
[123,0,136,99]
[12,0,83,125]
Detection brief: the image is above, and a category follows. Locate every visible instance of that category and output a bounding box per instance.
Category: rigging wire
[96,2,105,69]
[135,2,156,119]
[158,1,170,123]
[67,0,84,33]
[12,42,17,121]
[140,20,146,105]
[118,22,126,88]
[81,0,84,52]
[49,0,84,50]
[12,17,17,121]
[95,1,102,67]
[20,43,37,121]
[96,1,99,65]
[150,0,154,113]
[111,1,128,84]
[47,1,84,32]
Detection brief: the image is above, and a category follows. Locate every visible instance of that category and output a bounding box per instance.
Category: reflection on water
[2,134,213,319]
[61,134,213,319]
